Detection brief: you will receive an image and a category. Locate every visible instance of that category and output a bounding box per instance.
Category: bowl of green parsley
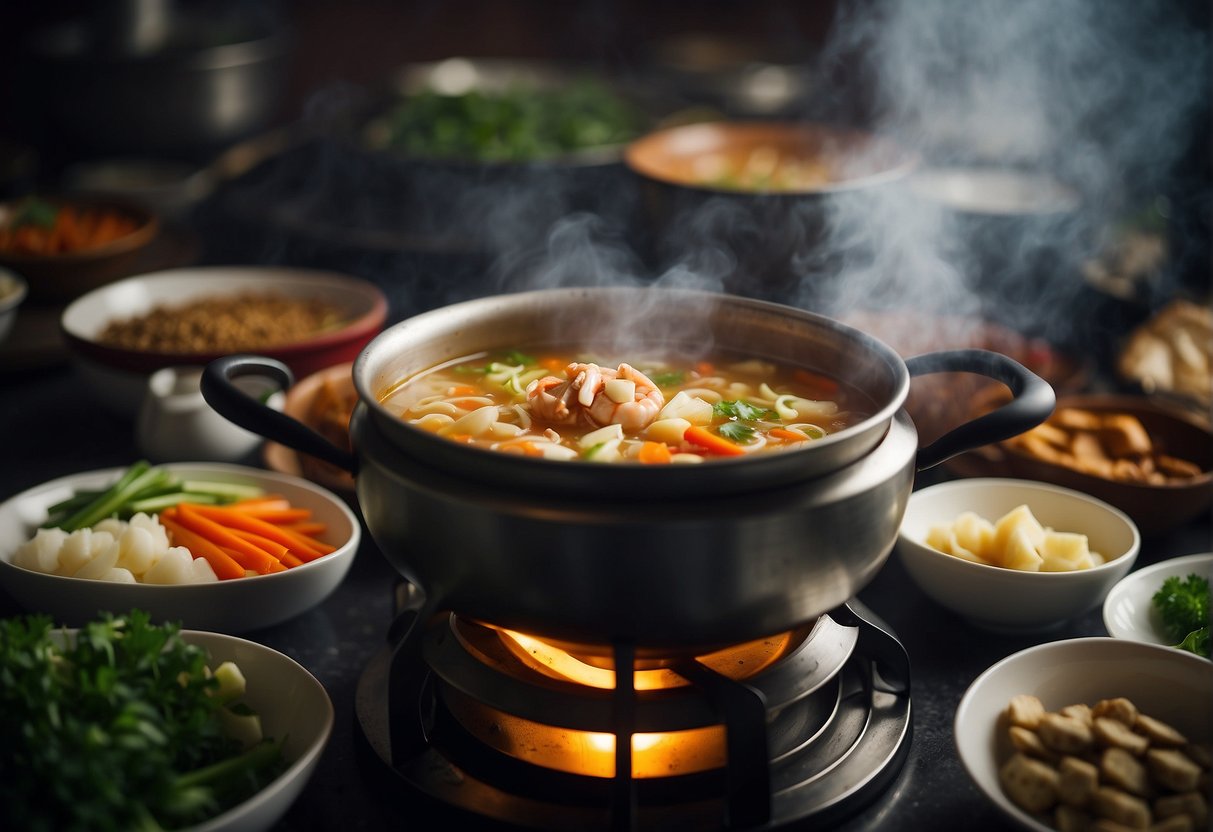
[0,611,334,831]
[1103,552,1212,659]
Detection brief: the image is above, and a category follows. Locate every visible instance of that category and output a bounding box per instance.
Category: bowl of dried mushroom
[60,266,388,417]
[956,637,1213,832]
[998,394,1212,535]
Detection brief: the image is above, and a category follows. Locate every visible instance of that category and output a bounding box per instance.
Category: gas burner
[355,586,910,830]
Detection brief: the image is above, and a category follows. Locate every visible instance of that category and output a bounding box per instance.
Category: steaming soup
[380,348,869,463]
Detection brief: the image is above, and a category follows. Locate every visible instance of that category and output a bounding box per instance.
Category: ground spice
[97,292,346,353]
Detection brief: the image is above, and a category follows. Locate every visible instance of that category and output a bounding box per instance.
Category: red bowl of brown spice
[61,266,388,416]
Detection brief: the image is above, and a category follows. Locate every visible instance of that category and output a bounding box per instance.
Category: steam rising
[806,0,1209,342]
[506,0,1209,351]
[237,1,1206,356]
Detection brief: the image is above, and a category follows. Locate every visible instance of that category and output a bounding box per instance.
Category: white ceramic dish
[60,266,387,417]
[37,627,334,832]
[955,637,1213,832]
[898,478,1140,632]
[185,630,333,832]
[0,463,359,633]
[1103,551,1213,649]
[137,366,286,464]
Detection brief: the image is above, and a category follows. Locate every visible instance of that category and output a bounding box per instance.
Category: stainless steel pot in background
[20,1,292,160]
[203,287,1054,649]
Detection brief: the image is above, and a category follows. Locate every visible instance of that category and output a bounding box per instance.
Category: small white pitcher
[137,365,283,463]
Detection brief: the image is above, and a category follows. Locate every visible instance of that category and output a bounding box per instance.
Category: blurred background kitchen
[0,5,1209,830]
[0,0,1209,398]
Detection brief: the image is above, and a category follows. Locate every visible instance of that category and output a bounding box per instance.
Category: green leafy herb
[718,421,757,443]
[713,400,778,422]
[648,370,685,388]
[1177,628,1211,658]
[373,79,644,162]
[502,350,536,367]
[0,611,285,831]
[1152,574,1210,658]
[11,197,59,230]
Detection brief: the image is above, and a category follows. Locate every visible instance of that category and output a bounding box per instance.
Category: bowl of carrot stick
[0,461,359,633]
[0,194,159,303]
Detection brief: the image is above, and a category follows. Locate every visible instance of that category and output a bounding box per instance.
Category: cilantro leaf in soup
[718,421,757,443]
[503,350,536,366]
[648,370,686,388]
[714,400,777,422]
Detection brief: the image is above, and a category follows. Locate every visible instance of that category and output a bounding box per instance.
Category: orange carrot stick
[174,504,284,574]
[274,527,336,560]
[222,546,286,573]
[638,441,672,464]
[186,504,332,560]
[159,515,246,580]
[769,427,810,442]
[684,425,748,457]
[229,507,313,524]
[278,551,305,568]
[282,521,327,536]
[229,496,293,512]
[229,528,292,561]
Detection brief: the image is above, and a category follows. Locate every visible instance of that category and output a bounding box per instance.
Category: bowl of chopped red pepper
[0,194,160,303]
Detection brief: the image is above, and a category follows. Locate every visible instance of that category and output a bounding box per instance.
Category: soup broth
[380,348,871,464]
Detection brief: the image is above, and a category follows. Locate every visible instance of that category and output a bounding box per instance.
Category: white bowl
[60,266,388,417]
[184,630,334,832]
[37,627,334,832]
[137,366,286,464]
[1103,552,1213,649]
[955,637,1213,832]
[898,478,1140,632]
[0,463,360,633]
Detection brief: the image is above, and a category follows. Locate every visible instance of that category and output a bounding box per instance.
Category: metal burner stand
[355,586,911,831]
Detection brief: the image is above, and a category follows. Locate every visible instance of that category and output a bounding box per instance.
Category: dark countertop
[1,355,1209,831]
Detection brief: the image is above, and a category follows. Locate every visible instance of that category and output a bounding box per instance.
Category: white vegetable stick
[100,567,137,584]
[117,526,156,576]
[74,542,119,580]
[143,547,193,585]
[58,529,96,576]
[190,554,219,583]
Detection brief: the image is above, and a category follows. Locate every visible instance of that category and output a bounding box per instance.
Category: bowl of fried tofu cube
[956,637,1212,832]
[898,478,1140,632]
[999,395,1211,534]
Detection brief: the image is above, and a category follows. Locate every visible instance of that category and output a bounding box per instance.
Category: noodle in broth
[380,348,869,463]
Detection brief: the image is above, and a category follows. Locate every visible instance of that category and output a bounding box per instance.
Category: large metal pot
[21,3,291,159]
[203,287,1053,649]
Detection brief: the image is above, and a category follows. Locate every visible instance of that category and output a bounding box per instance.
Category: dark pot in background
[20,2,292,161]
[624,121,918,305]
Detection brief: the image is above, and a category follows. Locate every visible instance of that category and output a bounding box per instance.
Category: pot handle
[906,348,1054,471]
[200,354,357,473]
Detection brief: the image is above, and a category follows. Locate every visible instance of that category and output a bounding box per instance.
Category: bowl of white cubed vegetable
[0,461,360,632]
[897,478,1140,632]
